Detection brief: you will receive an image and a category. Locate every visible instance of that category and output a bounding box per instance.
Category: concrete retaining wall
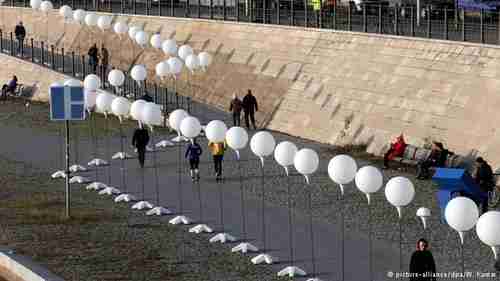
[0,248,64,281]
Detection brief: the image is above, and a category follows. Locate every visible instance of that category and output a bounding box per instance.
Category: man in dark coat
[14,22,26,55]
[474,157,495,213]
[229,93,243,126]
[409,238,436,281]
[87,44,99,74]
[132,126,150,168]
[242,89,258,130]
[100,44,109,83]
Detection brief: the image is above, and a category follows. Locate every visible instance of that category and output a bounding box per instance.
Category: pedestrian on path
[208,140,226,181]
[87,44,99,74]
[185,138,203,181]
[100,44,109,84]
[14,22,26,56]
[409,238,436,281]
[242,89,258,130]
[132,126,150,168]
[229,93,242,127]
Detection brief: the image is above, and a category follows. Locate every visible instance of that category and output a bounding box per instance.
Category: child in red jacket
[384,134,407,169]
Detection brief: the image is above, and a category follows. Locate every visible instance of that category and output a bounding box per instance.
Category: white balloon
[30,0,41,9]
[385,176,415,207]
[416,207,431,229]
[113,21,128,35]
[162,39,178,56]
[96,92,115,114]
[97,15,112,31]
[226,126,248,151]
[354,165,382,203]
[445,196,479,244]
[167,57,183,75]
[64,79,82,87]
[198,52,212,68]
[73,9,86,23]
[59,5,72,19]
[108,69,125,87]
[206,120,228,143]
[84,89,97,110]
[131,65,147,82]
[185,54,200,72]
[142,102,162,126]
[135,31,149,47]
[168,109,188,131]
[180,116,202,139]
[294,148,319,175]
[476,211,500,259]
[274,141,298,168]
[155,61,170,78]
[85,13,98,26]
[111,97,130,118]
[128,26,141,40]
[130,100,147,121]
[150,33,162,49]
[250,131,275,157]
[178,44,193,61]
[83,74,101,91]
[40,1,53,12]
[329,154,358,185]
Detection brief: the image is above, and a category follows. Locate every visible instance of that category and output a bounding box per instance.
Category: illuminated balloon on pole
[250,131,275,167]
[30,0,42,9]
[329,154,358,196]
[130,100,146,127]
[162,39,177,56]
[293,148,319,184]
[167,57,183,77]
[59,5,72,20]
[40,1,53,12]
[135,31,149,48]
[180,116,202,139]
[185,54,200,73]
[354,165,382,204]
[111,97,131,123]
[131,65,147,84]
[84,74,101,91]
[97,15,112,31]
[73,9,86,24]
[178,44,193,60]
[155,61,170,79]
[108,69,125,88]
[225,126,247,160]
[445,196,479,244]
[274,141,297,176]
[84,12,98,26]
[150,33,162,49]
[113,21,128,37]
[198,52,212,71]
[169,109,189,142]
[416,207,431,229]
[476,211,500,260]
[385,176,415,218]
[95,92,115,117]
[128,26,141,40]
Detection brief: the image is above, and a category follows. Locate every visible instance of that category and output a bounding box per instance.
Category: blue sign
[50,86,86,121]
[458,0,499,11]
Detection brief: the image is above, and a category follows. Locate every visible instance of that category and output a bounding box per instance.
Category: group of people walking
[229,89,259,130]
[87,43,110,80]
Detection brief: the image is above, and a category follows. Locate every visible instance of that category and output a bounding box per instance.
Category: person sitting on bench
[383,134,407,169]
[473,157,495,214]
[416,142,450,180]
[3,75,18,96]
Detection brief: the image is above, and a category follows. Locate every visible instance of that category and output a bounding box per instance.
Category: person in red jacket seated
[383,134,407,169]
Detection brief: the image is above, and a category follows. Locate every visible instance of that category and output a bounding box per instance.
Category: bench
[392,144,474,172]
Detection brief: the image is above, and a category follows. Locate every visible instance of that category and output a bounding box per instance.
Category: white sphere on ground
[128,26,141,40]
[135,31,149,46]
[274,141,298,168]
[354,165,383,194]
[445,197,479,232]
[84,13,98,26]
[162,39,177,56]
[185,54,200,71]
[385,176,415,208]
[180,116,202,138]
[178,44,193,60]
[198,52,212,67]
[130,100,147,121]
[111,97,131,118]
[73,9,86,23]
[30,0,41,9]
[329,154,358,185]
[131,65,147,82]
[97,15,112,31]
[59,5,72,19]
[108,69,125,87]
[168,109,189,131]
[250,131,276,157]
[167,57,183,75]
[40,1,53,12]
[416,207,431,218]
[84,89,97,110]
[155,61,170,78]
[113,21,128,34]
[83,74,101,91]
[142,102,162,126]
[476,211,500,252]
[150,33,162,49]
[64,78,82,87]
[226,127,248,150]
[205,120,228,142]
[293,148,319,175]
[95,92,115,114]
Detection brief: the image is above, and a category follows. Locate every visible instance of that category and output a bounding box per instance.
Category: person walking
[185,138,203,181]
[132,126,150,168]
[208,140,226,181]
[409,238,436,281]
[242,89,258,130]
[14,22,26,56]
[473,157,495,214]
[100,44,109,84]
[229,93,243,126]
[87,43,99,74]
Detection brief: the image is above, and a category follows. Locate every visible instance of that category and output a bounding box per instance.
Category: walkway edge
[0,247,64,281]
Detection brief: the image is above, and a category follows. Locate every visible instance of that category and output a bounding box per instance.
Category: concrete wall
[2,6,500,166]
[0,248,64,281]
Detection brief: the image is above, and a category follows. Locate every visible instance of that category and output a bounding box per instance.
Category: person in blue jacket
[185,138,203,181]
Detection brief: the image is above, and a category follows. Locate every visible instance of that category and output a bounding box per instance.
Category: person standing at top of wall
[88,44,99,74]
[100,44,109,84]
[242,89,258,130]
[14,22,26,56]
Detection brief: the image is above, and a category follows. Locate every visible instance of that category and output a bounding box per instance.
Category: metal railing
[0,29,193,115]
[3,1,500,45]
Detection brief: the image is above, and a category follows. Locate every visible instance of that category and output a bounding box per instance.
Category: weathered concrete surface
[2,6,500,166]
[0,248,64,281]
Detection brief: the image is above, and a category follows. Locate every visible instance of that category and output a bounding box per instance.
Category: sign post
[49,85,85,219]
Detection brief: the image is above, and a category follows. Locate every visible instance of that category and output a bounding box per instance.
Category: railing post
[154,83,158,103]
[444,8,448,40]
[41,41,45,65]
[51,45,55,70]
[71,51,75,76]
[347,3,351,31]
[164,87,168,114]
[294,0,297,27]
[262,0,266,23]
[332,4,336,29]
[170,0,174,16]
[236,0,239,21]
[9,32,13,55]
[121,0,124,14]
[318,0,322,28]
[31,38,34,62]
[198,0,201,18]
[362,3,367,32]
[0,30,3,53]
[62,47,65,73]
[133,0,137,14]
[461,9,465,41]
[277,0,280,24]
[394,5,398,35]
[185,0,189,17]
[134,82,137,100]
[223,0,226,20]
[209,0,213,19]
[146,0,150,15]
[410,6,414,36]
[480,9,484,44]
[187,97,191,113]
[81,55,86,77]
[378,4,382,33]
[426,5,431,38]
[176,92,179,107]
[159,0,162,16]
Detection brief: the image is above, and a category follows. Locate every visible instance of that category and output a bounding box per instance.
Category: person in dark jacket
[5,75,18,95]
[100,44,109,83]
[242,89,258,130]
[185,138,203,181]
[139,93,154,102]
[409,238,436,281]
[14,22,26,55]
[88,44,99,74]
[132,127,150,168]
[474,157,495,214]
[416,142,450,180]
[229,93,243,126]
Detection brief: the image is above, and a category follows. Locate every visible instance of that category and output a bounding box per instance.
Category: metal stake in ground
[146,129,171,216]
[65,119,71,218]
